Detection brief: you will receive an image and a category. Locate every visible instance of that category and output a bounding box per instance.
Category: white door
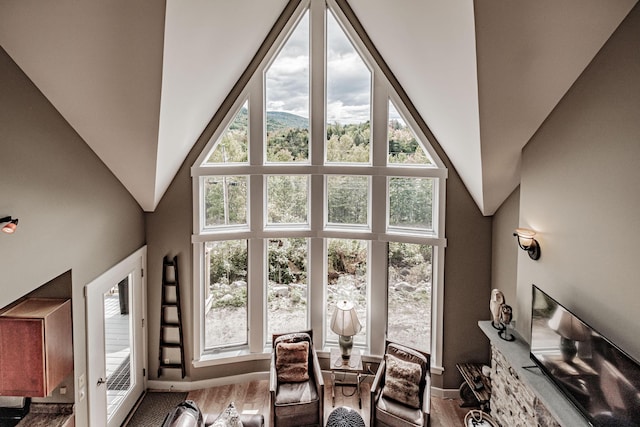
[86,247,147,427]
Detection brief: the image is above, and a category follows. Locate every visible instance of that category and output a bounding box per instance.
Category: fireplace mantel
[479,321,590,427]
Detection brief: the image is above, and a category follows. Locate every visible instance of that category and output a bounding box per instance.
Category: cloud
[264,9,373,124]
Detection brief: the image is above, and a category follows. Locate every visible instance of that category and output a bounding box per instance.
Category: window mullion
[371,75,388,167]
[309,0,326,166]
[369,240,388,355]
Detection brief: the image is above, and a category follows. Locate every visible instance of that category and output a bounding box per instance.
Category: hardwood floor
[186,379,469,426]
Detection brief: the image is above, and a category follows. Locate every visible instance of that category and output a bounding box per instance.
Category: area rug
[125,391,188,426]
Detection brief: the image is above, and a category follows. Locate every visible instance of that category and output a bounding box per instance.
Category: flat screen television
[530,285,640,427]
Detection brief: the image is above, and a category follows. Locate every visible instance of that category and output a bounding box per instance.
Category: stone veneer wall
[491,345,561,427]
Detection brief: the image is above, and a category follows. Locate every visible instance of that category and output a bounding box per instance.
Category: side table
[456,363,491,412]
[330,348,363,408]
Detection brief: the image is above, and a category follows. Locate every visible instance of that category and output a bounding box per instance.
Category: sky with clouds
[265,10,394,125]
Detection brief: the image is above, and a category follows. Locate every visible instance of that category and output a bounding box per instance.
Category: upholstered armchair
[370,341,431,427]
[269,331,324,427]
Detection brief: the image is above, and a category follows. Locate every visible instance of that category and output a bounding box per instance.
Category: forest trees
[205,110,433,319]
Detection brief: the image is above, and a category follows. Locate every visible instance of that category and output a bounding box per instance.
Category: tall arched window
[191,0,447,368]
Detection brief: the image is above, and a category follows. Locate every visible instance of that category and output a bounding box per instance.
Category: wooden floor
[186,379,469,426]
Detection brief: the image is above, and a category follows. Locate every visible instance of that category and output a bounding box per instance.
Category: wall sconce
[1,216,19,234]
[513,228,540,260]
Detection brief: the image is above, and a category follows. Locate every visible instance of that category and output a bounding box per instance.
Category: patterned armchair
[269,331,324,427]
[370,342,431,427]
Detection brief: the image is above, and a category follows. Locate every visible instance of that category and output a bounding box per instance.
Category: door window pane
[267,238,309,340]
[326,11,371,163]
[267,175,309,225]
[388,177,433,231]
[265,11,309,163]
[387,243,432,352]
[326,239,367,345]
[326,175,369,226]
[204,176,248,228]
[205,240,248,349]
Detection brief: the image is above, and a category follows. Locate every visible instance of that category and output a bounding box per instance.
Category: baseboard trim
[431,386,460,399]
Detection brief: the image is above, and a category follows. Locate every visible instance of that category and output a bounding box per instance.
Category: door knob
[97,377,107,386]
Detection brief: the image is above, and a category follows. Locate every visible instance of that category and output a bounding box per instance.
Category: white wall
[514,3,640,360]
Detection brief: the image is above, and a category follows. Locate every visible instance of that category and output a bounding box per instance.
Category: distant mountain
[266,111,309,133]
[230,108,309,133]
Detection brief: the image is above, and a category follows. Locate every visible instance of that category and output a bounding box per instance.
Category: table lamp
[330,300,362,359]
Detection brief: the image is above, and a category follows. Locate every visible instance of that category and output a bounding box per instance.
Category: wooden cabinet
[0,298,73,397]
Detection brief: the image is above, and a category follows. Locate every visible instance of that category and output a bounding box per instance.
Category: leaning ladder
[158,255,186,378]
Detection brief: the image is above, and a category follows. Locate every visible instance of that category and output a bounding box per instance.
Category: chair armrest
[269,353,277,394]
[311,347,324,423]
[423,372,431,413]
[311,348,324,388]
[371,359,386,396]
[422,371,431,426]
[370,359,386,425]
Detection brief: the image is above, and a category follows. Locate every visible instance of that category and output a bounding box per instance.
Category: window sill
[192,347,271,368]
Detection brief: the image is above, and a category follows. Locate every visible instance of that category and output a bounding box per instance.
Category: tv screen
[530,285,640,427]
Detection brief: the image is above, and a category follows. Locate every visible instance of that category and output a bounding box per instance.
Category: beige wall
[491,187,519,310]
[514,3,640,361]
[0,47,145,426]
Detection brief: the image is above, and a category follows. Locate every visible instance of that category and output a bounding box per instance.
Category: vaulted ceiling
[1,0,636,214]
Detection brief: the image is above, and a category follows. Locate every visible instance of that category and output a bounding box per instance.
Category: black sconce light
[1,216,19,234]
[513,228,540,260]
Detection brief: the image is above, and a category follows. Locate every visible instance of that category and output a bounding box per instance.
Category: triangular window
[205,100,249,165]
[388,100,433,166]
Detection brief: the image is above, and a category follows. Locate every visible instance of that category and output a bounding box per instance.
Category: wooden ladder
[158,255,186,378]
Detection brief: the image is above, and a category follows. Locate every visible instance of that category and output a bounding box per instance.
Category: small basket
[464,409,497,427]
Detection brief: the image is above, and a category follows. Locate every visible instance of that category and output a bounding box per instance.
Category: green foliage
[326,122,371,163]
[208,240,248,285]
[211,286,247,308]
[327,239,367,279]
[327,176,368,225]
[267,238,307,285]
[388,177,433,229]
[204,176,247,227]
[267,176,308,224]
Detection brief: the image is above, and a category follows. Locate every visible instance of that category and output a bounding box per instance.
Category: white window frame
[190,0,447,374]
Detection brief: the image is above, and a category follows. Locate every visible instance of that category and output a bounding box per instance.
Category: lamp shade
[548,308,590,341]
[330,300,362,337]
[514,228,536,248]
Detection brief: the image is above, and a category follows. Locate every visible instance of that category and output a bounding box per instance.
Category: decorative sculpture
[490,289,505,330]
[498,304,515,341]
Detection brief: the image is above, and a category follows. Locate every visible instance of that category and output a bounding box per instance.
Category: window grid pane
[206,101,249,165]
[265,11,310,163]
[388,101,432,166]
[204,240,248,349]
[388,177,433,231]
[267,175,309,225]
[204,176,248,229]
[387,242,432,352]
[326,11,371,164]
[326,175,369,226]
[267,238,309,340]
[326,239,367,345]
